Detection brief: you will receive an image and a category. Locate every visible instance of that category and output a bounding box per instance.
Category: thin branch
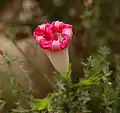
[12,40,57,91]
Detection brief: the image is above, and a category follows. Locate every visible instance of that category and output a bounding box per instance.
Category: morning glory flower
[33,21,72,74]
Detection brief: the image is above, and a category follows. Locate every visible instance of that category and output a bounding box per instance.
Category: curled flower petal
[33,21,72,52]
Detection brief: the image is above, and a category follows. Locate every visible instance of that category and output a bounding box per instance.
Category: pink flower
[33,21,72,73]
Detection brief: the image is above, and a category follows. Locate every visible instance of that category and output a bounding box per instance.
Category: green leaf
[32,96,51,112]
[71,75,101,88]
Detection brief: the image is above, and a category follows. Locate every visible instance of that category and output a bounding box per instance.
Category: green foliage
[32,95,51,112]
[0,51,36,113]
[1,45,120,113]
[32,46,120,113]
[0,52,16,65]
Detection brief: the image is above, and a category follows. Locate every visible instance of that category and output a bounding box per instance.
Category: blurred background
[0,0,120,112]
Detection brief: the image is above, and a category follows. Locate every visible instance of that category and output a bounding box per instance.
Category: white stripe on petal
[55,21,60,28]
[52,40,61,51]
[36,36,43,44]
[38,24,45,31]
[55,21,63,28]
[62,28,72,36]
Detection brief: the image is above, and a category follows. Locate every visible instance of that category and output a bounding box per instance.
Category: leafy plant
[32,46,120,113]
[1,45,120,113]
